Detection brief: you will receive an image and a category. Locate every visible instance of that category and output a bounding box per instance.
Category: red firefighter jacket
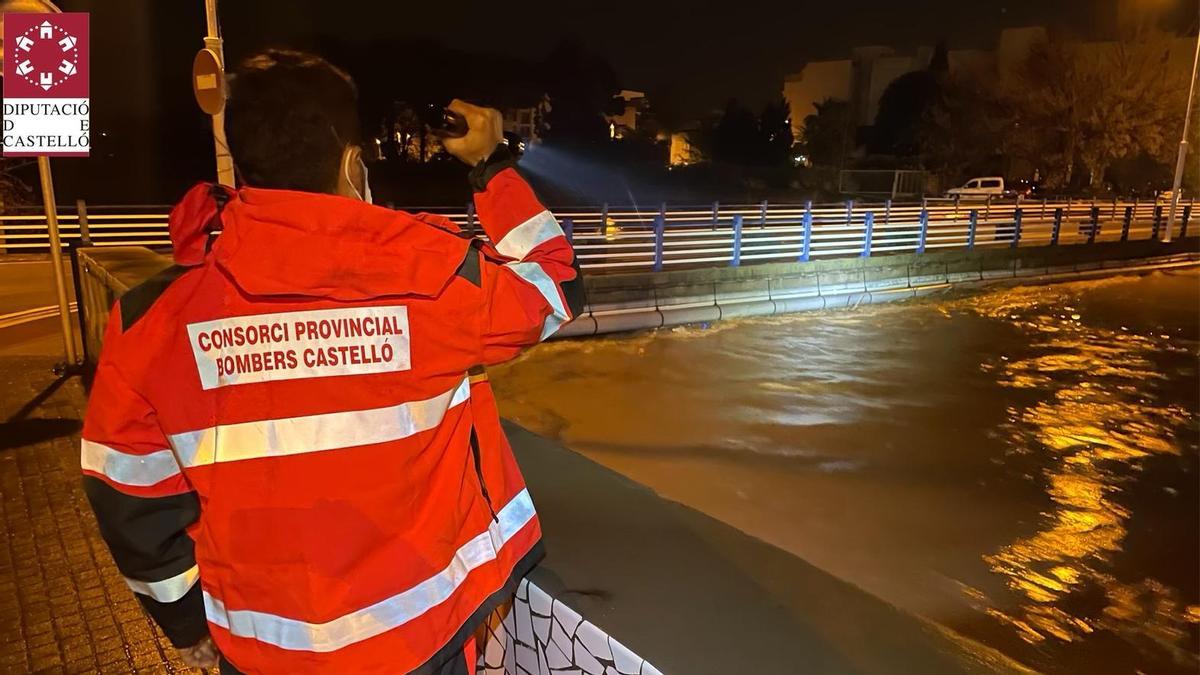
[81,152,584,673]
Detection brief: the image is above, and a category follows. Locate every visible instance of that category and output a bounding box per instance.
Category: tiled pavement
[0,356,198,674]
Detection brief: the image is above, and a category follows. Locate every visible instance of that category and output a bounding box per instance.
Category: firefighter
[80,50,584,674]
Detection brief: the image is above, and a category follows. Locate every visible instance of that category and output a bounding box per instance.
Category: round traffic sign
[192,48,225,115]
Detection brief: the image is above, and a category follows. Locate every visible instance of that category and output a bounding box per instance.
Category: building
[782,59,852,138]
[784,0,1194,151]
[503,96,550,143]
[668,131,700,167]
[607,90,648,139]
[782,28,1050,143]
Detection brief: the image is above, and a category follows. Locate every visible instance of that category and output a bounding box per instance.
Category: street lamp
[1164,17,1200,242]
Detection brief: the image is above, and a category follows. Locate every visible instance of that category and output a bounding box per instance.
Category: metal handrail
[2,197,1194,269]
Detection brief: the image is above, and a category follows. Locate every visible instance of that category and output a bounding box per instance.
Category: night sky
[221,0,1131,121]
[37,0,1196,202]
[72,0,1174,123]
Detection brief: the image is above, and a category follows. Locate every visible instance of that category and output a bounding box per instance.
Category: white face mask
[342,148,372,204]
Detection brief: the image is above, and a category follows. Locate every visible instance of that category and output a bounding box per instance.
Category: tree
[800,98,853,167]
[759,99,794,166]
[693,98,796,167]
[540,40,621,146]
[1006,31,1187,190]
[921,75,1010,184]
[0,158,34,212]
[870,41,949,156]
[709,99,760,164]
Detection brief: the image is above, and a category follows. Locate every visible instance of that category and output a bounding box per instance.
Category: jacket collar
[168,183,468,301]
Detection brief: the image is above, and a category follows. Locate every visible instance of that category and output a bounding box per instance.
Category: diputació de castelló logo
[3,12,90,157]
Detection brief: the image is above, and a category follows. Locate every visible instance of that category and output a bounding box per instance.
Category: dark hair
[225,49,360,193]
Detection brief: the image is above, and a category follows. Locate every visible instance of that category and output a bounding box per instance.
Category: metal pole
[76,198,90,245]
[1165,28,1200,243]
[730,214,743,267]
[38,157,77,365]
[860,212,874,258]
[204,0,236,187]
[799,201,813,262]
[916,208,928,254]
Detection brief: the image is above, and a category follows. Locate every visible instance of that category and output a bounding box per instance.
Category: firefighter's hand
[443,99,503,167]
[177,634,219,669]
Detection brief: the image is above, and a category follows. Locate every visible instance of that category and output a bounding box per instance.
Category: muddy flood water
[492,270,1200,674]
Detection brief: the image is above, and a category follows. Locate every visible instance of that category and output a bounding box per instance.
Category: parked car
[946,176,1007,199]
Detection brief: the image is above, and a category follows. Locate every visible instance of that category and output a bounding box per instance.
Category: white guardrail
[1,198,1194,272]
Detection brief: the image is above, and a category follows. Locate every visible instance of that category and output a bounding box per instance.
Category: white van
[946,177,1006,199]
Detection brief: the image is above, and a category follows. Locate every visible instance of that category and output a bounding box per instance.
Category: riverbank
[563,239,1200,337]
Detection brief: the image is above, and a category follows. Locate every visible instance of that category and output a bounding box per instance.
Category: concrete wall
[560,240,1200,338]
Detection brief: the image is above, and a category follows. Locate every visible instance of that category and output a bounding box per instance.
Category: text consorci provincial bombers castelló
[186,307,413,390]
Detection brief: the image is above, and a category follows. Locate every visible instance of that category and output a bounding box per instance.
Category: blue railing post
[562,217,574,244]
[711,201,719,231]
[599,202,609,234]
[967,210,978,249]
[1151,205,1164,240]
[799,200,813,262]
[1011,208,1023,248]
[916,208,929,253]
[1087,206,1099,244]
[759,200,768,229]
[861,211,875,258]
[466,202,476,237]
[730,214,744,267]
[1120,206,1132,242]
[653,209,666,272]
[1181,204,1192,239]
[1051,207,1064,245]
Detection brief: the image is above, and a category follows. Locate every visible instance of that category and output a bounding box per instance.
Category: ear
[335,144,366,200]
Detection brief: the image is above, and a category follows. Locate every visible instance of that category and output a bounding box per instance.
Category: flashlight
[423,104,469,139]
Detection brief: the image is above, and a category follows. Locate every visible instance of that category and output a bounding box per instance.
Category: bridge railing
[2,197,1193,270]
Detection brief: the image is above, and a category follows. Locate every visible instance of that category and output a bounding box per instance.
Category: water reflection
[495,271,1199,672]
[950,283,1199,663]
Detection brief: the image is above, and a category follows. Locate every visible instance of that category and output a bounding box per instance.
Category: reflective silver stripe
[203,489,536,652]
[126,565,200,603]
[80,440,182,487]
[506,262,570,340]
[495,210,563,260]
[169,377,470,468]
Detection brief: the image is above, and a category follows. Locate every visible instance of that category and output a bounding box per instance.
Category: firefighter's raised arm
[444,100,585,364]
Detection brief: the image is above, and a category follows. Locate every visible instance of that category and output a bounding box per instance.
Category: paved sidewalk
[0,356,196,674]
